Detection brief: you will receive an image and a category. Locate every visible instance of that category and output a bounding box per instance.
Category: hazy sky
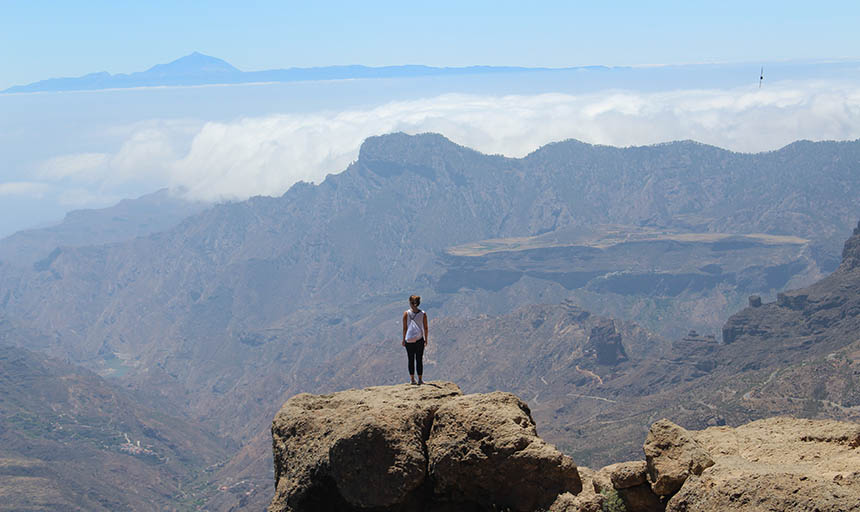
[2,1,859,90]
[2,2,860,238]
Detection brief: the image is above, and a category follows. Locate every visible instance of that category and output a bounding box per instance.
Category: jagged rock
[748,295,762,307]
[665,417,860,511]
[840,220,860,271]
[269,382,461,511]
[269,382,581,512]
[644,419,714,496]
[584,320,628,366]
[428,391,582,511]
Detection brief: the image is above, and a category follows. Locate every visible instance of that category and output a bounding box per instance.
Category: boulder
[269,382,583,512]
[428,391,582,511]
[601,460,648,489]
[665,417,860,512]
[594,461,663,512]
[644,419,714,496]
[269,381,461,511]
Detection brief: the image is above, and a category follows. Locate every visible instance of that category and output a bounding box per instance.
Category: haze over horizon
[3,1,858,90]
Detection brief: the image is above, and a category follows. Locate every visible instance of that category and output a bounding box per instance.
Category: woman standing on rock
[402,295,429,385]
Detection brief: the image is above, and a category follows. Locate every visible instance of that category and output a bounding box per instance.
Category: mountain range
[0,188,207,269]
[1,133,859,509]
[8,52,860,94]
[1,52,594,93]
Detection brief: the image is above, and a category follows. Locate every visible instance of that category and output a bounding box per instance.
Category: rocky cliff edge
[269,382,582,512]
[270,383,860,512]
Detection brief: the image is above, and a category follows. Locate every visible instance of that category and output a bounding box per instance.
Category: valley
[0,133,858,510]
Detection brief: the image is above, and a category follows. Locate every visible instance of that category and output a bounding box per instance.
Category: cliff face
[841,220,860,271]
[721,220,860,361]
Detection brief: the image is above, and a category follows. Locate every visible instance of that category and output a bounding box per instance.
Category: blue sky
[2,1,859,90]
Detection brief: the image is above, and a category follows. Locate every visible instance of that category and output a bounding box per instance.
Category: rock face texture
[644,419,714,496]
[269,382,582,512]
[646,417,860,512]
[270,381,860,512]
[584,321,628,366]
[428,392,582,510]
[841,220,860,271]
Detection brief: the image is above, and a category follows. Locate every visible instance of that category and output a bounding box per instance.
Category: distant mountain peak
[358,132,467,164]
[144,52,240,75]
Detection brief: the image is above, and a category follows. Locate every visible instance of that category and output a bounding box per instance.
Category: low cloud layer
[0,181,50,198]
[33,80,860,203]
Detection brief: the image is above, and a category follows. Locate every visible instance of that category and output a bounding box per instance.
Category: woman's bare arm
[423,313,429,345]
[402,311,408,346]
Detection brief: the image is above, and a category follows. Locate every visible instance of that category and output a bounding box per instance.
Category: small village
[119,433,157,457]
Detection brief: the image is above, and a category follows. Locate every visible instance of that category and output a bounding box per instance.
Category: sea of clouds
[5,79,860,211]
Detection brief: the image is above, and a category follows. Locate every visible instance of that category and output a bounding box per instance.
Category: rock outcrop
[269,382,582,512]
[584,320,628,366]
[428,392,582,510]
[270,382,860,512]
[644,419,714,496]
[840,220,860,271]
[647,417,860,512]
[722,220,860,347]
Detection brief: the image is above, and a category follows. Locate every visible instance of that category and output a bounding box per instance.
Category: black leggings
[405,339,425,376]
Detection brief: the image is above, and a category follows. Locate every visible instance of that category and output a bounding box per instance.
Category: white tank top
[405,310,425,342]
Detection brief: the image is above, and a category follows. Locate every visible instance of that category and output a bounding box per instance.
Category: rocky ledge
[656,417,860,511]
[269,383,860,512]
[269,382,581,511]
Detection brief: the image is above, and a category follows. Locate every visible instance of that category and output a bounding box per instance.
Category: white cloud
[39,153,108,181]
[0,181,50,198]
[35,79,860,203]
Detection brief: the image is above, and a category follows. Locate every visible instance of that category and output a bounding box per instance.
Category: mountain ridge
[0,188,207,269]
[2,133,857,413]
[2,52,596,93]
[8,54,860,94]
[1,133,859,509]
